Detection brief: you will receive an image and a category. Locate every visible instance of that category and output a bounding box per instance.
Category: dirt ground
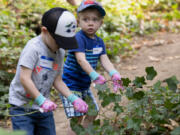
[54,32,180,135]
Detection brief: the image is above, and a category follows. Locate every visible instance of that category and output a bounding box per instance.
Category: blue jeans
[9,106,56,135]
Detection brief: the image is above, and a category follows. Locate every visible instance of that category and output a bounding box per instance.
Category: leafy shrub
[0,0,71,70]
[0,70,14,118]
[71,67,180,135]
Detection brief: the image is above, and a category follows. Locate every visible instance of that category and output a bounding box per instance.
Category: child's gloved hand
[35,94,57,112]
[93,75,106,84]
[67,94,88,113]
[89,71,106,85]
[72,98,88,113]
[40,100,57,112]
[111,73,124,92]
[109,70,124,92]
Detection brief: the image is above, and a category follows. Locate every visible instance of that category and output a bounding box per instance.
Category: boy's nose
[88,20,94,25]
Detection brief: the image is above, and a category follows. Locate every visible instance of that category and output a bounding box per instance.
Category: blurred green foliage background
[0,0,180,70]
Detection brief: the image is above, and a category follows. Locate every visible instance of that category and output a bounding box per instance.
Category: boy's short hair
[42,7,78,49]
[77,0,106,17]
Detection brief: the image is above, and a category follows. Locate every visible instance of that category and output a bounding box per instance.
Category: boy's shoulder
[76,30,85,37]
[76,30,103,42]
[26,36,43,50]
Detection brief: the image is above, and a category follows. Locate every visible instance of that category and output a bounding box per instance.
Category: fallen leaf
[164,124,174,130]
[132,44,142,50]
[170,119,179,127]
[175,56,180,59]
[148,56,161,62]
[121,65,137,70]
[178,84,180,89]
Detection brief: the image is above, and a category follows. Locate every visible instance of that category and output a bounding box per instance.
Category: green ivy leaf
[101,95,112,107]
[127,118,141,131]
[146,66,157,80]
[113,103,124,115]
[121,78,131,87]
[153,81,161,91]
[164,76,179,91]
[93,119,100,126]
[125,87,134,100]
[85,96,98,116]
[70,118,86,135]
[133,91,145,100]
[95,83,109,91]
[164,99,179,110]
[133,76,146,88]
[171,126,180,135]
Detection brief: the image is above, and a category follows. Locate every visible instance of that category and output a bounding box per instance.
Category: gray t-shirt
[9,35,65,109]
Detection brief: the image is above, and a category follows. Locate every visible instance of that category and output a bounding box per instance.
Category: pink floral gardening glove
[40,100,57,112]
[89,71,106,85]
[93,75,106,85]
[110,70,124,92]
[35,94,57,113]
[67,94,88,113]
[72,98,88,113]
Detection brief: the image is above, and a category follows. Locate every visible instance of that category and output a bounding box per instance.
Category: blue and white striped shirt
[62,30,106,91]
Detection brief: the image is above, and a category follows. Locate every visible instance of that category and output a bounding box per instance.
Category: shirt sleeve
[19,44,38,70]
[68,34,86,53]
[57,49,65,76]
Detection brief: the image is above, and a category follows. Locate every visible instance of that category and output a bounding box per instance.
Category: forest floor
[1,31,180,134]
[54,31,180,135]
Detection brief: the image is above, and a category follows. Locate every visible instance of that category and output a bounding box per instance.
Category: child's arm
[100,54,116,72]
[75,52,94,74]
[100,54,124,92]
[20,66,57,112]
[53,74,88,113]
[20,66,42,99]
[75,52,106,84]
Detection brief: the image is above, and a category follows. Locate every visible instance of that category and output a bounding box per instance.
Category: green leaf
[125,87,134,100]
[0,128,26,135]
[164,99,179,110]
[121,78,131,87]
[153,81,161,90]
[146,66,157,80]
[170,126,180,135]
[93,119,100,126]
[164,76,179,91]
[70,118,86,135]
[133,91,145,100]
[127,118,141,131]
[85,96,98,116]
[95,83,109,91]
[113,103,124,115]
[133,76,146,88]
[101,95,112,107]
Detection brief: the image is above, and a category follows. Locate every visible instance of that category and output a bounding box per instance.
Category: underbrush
[71,67,180,135]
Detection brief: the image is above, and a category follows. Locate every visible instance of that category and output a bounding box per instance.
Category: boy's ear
[77,18,80,27]
[100,19,104,26]
[41,26,48,33]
